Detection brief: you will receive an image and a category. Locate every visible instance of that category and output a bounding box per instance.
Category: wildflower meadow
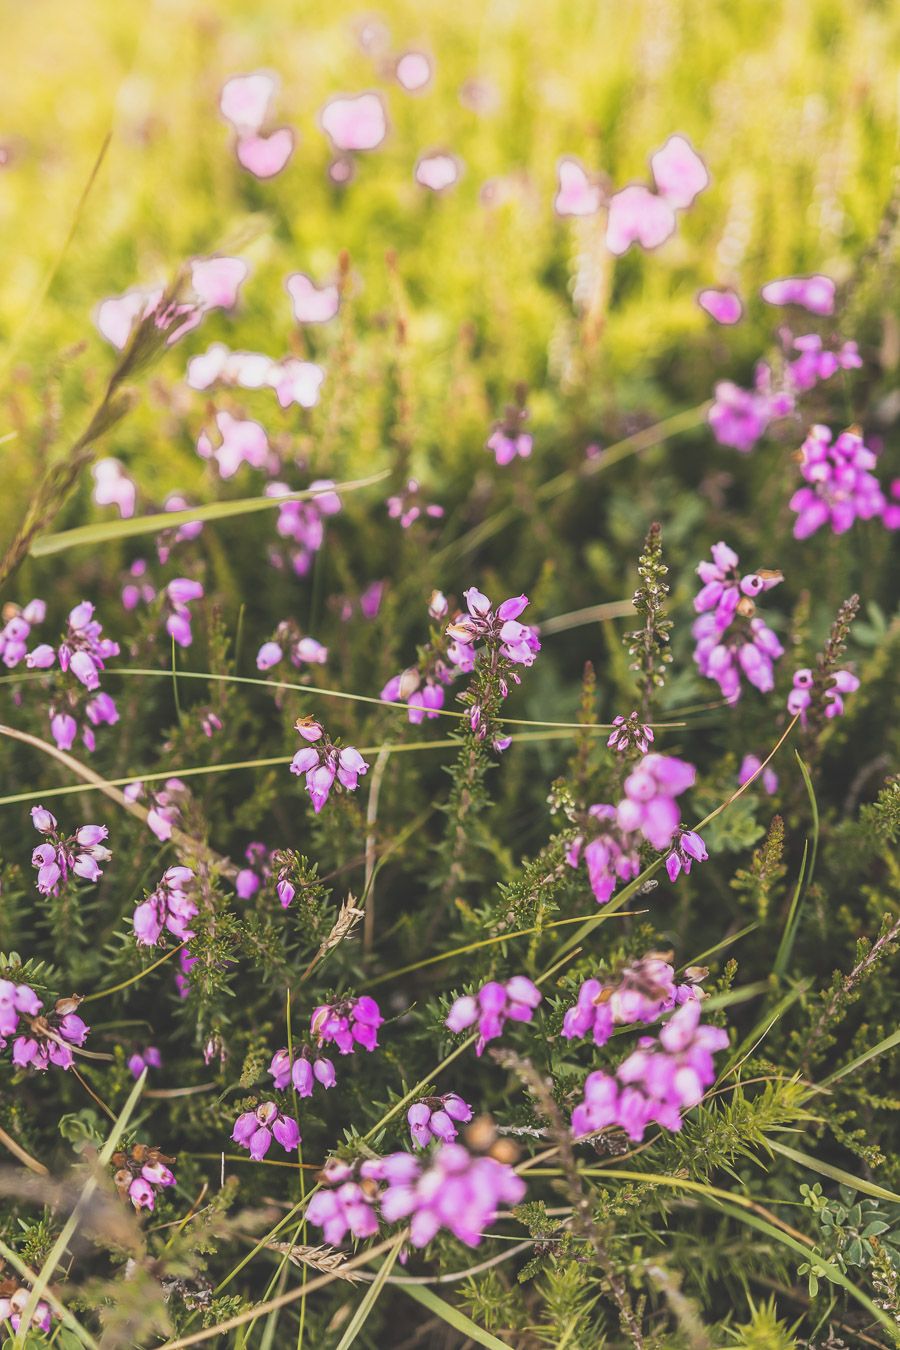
[1,0,900,1345]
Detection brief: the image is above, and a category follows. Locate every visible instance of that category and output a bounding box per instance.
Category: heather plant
[0,1,899,1347]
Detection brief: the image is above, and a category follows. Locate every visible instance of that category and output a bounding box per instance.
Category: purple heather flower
[232,1100,300,1159]
[565,806,641,905]
[10,994,90,1073]
[572,1000,728,1141]
[133,866,197,946]
[305,1158,382,1245]
[267,478,341,576]
[124,778,186,842]
[607,711,654,755]
[268,1047,337,1095]
[445,590,540,669]
[787,666,859,725]
[387,478,445,529]
[377,1142,526,1248]
[0,979,42,1043]
[30,811,110,896]
[790,425,886,539]
[1,1285,54,1336]
[0,599,46,669]
[289,721,368,812]
[616,755,697,852]
[235,842,273,899]
[761,273,835,315]
[664,829,708,882]
[562,955,705,1048]
[128,1046,162,1078]
[694,542,782,632]
[739,754,778,795]
[407,1093,473,1148]
[311,995,383,1055]
[445,976,541,1056]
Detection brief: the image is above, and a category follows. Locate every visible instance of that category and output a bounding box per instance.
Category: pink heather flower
[235,842,273,899]
[446,590,540,669]
[10,994,90,1073]
[562,955,705,1047]
[125,778,185,842]
[790,425,886,539]
[92,457,136,517]
[30,812,110,896]
[786,334,861,393]
[232,1101,300,1159]
[95,286,164,349]
[286,272,340,324]
[360,580,385,619]
[566,805,640,905]
[739,754,778,795]
[707,358,797,453]
[607,711,654,755]
[386,478,445,529]
[220,72,276,134]
[407,1094,473,1148]
[289,722,368,812]
[882,478,900,530]
[395,51,432,92]
[319,93,387,151]
[445,976,541,1056]
[697,288,742,325]
[190,256,248,311]
[0,979,42,1042]
[268,1047,337,1095]
[617,755,696,852]
[1,1286,54,1335]
[554,157,601,217]
[257,622,328,671]
[376,1143,526,1248]
[572,1000,728,1141]
[133,866,197,947]
[664,829,708,882]
[236,128,295,178]
[268,359,326,409]
[197,410,270,480]
[415,152,461,192]
[267,479,339,575]
[127,1046,162,1078]
[650,135,708,209]
[692,544,784,702]
[787,666,859,725]
[1,600,46,669]
[311,995,383,1055]
[694,541,782,631]
[761,273,835,315]
[486,427,532,465]
[305,1158,382,1245]
[50,712,77,750]
[606,184,676,255]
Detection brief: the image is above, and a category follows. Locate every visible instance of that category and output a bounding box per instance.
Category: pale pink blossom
[286,272,340,323]
[92,458,136,518]
[698,288,742,324]
[415,153,461,192]
[606,185,676,255]
[220,72,277,134]
[236,128,295,179]
[650,134,709,209]
[395,51,432,92]
[319,93,387,152]
[554,157,601,217]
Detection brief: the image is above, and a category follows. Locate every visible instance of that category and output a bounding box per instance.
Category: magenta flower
[386,478,445,529]
[232,1101,300,1159]
[789,425,886,539]
[235,842,272,900]
[697,288,743,324]
[572,1001,728,1141]
[446,590,540,669]
[196,411,270,480]
[257,621,328,671]
[445,976,541,1056]
[739,754,778,795]
[554,157,601,217]
[289,721,368,812]
[0,979,42,1043]
[664,829,708,882]
[127,1046,162,1078]
[761,273,835,315]
[407,1094,473,1148]
[787,667,859,725]
[0,1285,54,1336]
[563,955,705,1047]
[692,544,784,702]
[30,809,110,895]
[11,994,89,1073]
[268,1047,336,1095]
[311,995,383,1055]
[616,755,696,852]
[376,1143,526,1248]
[133,866,197,947]
[565,806,640,905]
[305,1158,383,1244]
[607,711,654,755]
[0,598,46,669]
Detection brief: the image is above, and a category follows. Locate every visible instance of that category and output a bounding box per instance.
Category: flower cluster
[407,1094,473,1148]
[311,995,383,1054]
[307,1143,525,1250]
[163,578,205,648]
[133,866,197,947]
[0,1282,53,1338]
[9,994,89,1072]
[571,1000,728,1141]
[0,978,42,1047]
[486,393,532,465]
[387,478,445,528]
[692,542,784,702]
[257,622,327,671]
[739,754,779,795]
[787,666,859,725]
[124,777,187,842]
[565,806,641,905]
[445,977,542,1056]
[235,842,274,900]
[220,72,294,178]
[267,480,341,576]
[268,1047,337,1095]
[562,953,706,1047]
[446,589,540,669]
[607,711,654,755]
[606,135,708,254]
[0,598,46,668]
[289,719,369,812]
[24,600,121,751]
[112,1144,176,1212]
[128,1046,162,1078]
[30,808,110,895]
[617,754,697,851]
[790,425,887,539]
[232,1101,300,1158]
[761,274,835,314]
[187,343,325,411]
[96,256,247,349]
[665,828,709,882]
